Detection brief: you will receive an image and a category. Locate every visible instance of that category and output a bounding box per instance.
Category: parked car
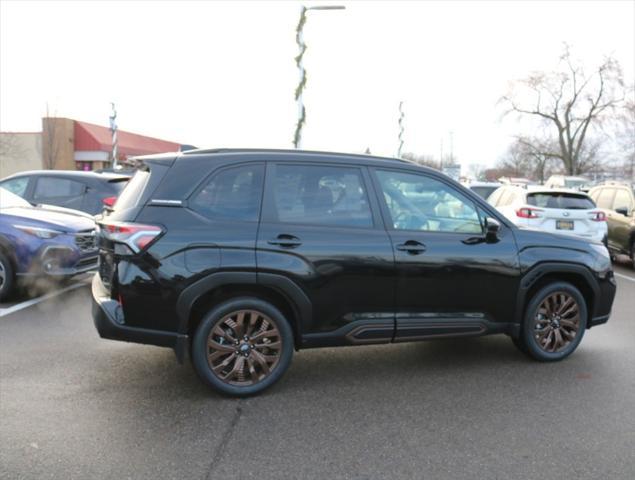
[464,181,501,200]
[544,175,591,191]
[588,182,635,268]
[488,185,607,244]
[0,170,130,216]
[0,188,98,301]
[92,149,616,396]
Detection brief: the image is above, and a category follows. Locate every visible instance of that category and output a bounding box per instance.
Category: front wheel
[0,251,15,302]
[516,282,587,362]
[191,297,294,397]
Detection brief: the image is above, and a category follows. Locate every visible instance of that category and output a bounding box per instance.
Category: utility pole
[397,101,405,158]
[293,5,345,149]
[109,102,118,168]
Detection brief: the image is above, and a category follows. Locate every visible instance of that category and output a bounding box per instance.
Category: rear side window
[114,170,150,210]
[595,188,615,209]
[272,164,373,228]
[527,192,595,209]
[33,177,84,199]
[191,164,264,222]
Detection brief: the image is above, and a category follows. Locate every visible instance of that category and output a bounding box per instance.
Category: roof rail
[180,147,412,164]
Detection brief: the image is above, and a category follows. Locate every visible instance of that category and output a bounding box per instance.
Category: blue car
[0,188,98,301]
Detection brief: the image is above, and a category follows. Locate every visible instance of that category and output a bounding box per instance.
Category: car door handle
[396,240,426,254]
[267,234,302,248]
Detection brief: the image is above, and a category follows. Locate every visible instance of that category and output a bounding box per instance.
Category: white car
[488,185,607,244]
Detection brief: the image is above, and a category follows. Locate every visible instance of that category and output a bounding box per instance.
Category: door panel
[372,168,520,339]
[257,163,395,340]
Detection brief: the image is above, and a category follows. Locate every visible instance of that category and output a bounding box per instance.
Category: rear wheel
[516,282,587,362]
[0,251,15,302]
[191,297,294,397]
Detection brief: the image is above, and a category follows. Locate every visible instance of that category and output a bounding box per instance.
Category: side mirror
[615,207,629,217]
[485,217,501,243]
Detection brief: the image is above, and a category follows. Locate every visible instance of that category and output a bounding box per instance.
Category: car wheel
[520,282,587,362]
[191,297,294,397]
[0,251,16,302]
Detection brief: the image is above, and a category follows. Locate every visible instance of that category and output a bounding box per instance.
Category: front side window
[376,170,483,234]
[0,177,29,197]
[33,177,84,199]
[191,164,264,222]
[272,164,373,228]
[612,189,633,213]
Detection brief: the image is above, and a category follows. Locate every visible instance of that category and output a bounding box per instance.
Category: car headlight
[589,243,609,260]
[13,225,63,239]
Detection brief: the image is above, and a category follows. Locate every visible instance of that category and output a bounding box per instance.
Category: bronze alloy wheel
[533,292,581,353]
[206,309,282,386]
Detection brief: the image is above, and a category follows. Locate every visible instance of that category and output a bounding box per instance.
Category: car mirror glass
[615,206,628,216]
[485,217,501,243]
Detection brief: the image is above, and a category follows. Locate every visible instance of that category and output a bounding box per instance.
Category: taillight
[516,207,543,219]
[102,196,117,207]
[589,211,606,222]
[99,221,163,253]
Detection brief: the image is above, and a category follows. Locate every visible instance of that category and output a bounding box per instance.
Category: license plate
[556,220,574,230]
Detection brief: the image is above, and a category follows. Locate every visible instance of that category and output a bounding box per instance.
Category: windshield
[527,192,595,210]
[564,179,588,188]
[0,187,31,209]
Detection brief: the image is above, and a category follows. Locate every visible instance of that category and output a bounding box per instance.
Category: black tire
[0,251,16,302]
[191,297,294,397]
[511,335,529,355]
[519,282,587,362]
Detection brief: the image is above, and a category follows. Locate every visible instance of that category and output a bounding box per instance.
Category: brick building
[1,117,184,177]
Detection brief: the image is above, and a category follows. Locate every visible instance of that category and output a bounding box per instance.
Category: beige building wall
[0,132,42,178]
[42,117,74,171]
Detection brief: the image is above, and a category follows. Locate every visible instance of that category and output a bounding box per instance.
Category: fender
[175,271,312,335]
[513,262,600,336]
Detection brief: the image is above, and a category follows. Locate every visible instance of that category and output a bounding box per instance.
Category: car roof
[468,181,501,187]
[136,147,444,174]
[527,187,591,196]
[3,170,129,181]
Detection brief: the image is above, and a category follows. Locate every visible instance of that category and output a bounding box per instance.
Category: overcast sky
[1,0,633,168]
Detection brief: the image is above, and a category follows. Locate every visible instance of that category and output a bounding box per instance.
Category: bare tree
[501,45,626,175]
[402,152,441,170]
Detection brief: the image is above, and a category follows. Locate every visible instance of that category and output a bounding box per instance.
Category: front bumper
[91,275,188,362]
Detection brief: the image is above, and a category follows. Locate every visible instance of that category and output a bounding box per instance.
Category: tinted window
[595,188,615,209]
[612,189,633,212]
[376,170,482,234]
[470,186,498,200]
[0,177,29,197]
[192,164,264,222]
[114,170,149,211]
[33,177,84,199]
[272,165,372,228]
[527,192,595,210]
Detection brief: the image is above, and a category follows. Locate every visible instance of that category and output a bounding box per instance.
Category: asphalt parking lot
[1,263,634,480]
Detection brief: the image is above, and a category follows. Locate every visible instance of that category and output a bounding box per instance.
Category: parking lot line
[614,272,635,283]
[0,282,88,318]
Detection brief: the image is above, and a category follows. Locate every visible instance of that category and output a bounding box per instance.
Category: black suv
[588,183,635,269]
[92,149,616,396]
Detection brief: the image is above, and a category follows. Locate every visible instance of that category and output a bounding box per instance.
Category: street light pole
[397,101,405,158]
[109,102,118,169]
[293,5,345,149]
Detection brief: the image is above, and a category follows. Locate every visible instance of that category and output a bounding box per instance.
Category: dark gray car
[0,170,130,215]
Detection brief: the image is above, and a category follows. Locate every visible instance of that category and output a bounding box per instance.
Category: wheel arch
[176,272,311,349]
[515,263,599,336]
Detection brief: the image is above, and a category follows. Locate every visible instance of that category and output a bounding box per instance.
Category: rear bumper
[91,275,188,362]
